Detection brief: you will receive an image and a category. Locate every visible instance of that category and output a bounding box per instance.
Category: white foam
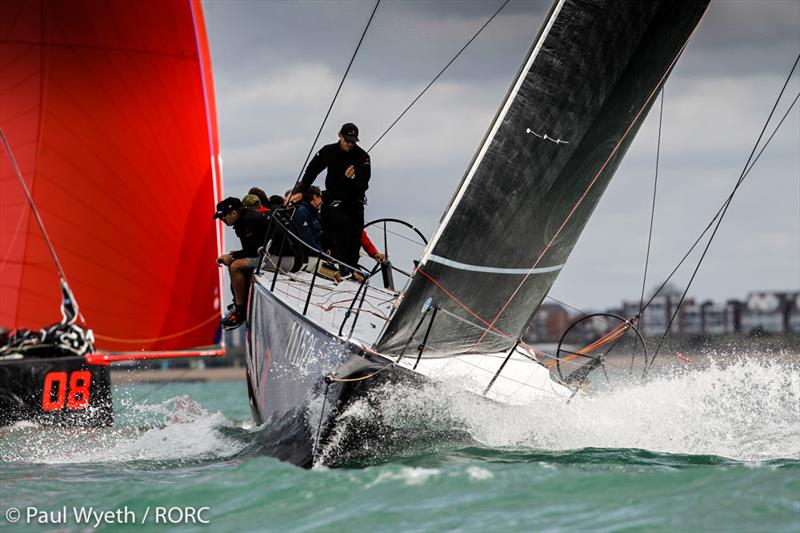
[1,396,246,464]
[465,466,494,480]
[350,355,800,462]
[367,467,441,487]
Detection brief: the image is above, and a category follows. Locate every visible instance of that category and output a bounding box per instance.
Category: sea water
[1,354,798,532]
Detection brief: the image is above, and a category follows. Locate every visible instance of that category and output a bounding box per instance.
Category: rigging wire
[0,126,82,324]
[469,23,706,352]
[367,0,511,153]
[645,53,800,373]
[638,87,798,323]
[549,56,798,373]
[639,88,665,320]
[93,313,221,343]
[545,295,594,318]
[291,0,380,190]
[0,127,71,287]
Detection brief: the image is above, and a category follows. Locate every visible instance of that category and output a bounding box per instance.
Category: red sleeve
[361,230,378,257]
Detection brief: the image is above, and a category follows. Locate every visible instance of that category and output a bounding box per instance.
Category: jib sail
[376,0,709,357]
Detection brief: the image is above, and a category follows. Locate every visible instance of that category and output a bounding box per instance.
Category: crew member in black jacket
[289,123,370,272]
[214,196,268,329]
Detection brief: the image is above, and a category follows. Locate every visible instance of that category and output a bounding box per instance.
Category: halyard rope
[291,0,380,191]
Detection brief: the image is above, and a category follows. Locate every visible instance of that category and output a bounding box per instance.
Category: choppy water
[1,355,799,531]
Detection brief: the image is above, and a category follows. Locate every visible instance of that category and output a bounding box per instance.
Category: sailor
[248,186,270,207]
[242,193,270,215]
[360,230,386,263]
[349,230,387,283]
[292,186,323,254]
[214,196,269,330]
[268,194,285,212]
[289,123,370,273]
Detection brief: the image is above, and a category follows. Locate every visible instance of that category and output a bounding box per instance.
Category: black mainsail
[376,0,710,357]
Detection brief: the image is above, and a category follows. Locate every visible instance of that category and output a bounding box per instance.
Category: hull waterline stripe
[428,255,564,275]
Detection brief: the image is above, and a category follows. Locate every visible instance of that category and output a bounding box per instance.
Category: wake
[322,355,800,463]
[0,395,248,465]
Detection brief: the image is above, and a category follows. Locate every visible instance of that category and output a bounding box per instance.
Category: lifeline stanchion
[483,338,521,395]
[413,306,438,370]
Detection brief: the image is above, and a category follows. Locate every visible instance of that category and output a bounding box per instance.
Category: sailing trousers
[322,202,363,273]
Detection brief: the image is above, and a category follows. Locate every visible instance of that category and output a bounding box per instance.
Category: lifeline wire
[367,0,511,153]
[646,53,800,372]
[292,0,380,190]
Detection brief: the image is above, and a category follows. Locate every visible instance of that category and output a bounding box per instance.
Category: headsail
[376,0,710,357]
[0,0,223,353]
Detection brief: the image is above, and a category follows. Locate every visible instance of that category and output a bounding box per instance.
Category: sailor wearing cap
[288,123,371,273]
[213,196,269,329]
[242,193,269,215]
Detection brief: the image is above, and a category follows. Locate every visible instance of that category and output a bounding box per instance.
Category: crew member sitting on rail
[215,196,268,330]
[262,206,303,275]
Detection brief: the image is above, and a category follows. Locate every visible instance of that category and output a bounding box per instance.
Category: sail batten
[377,0,710,357]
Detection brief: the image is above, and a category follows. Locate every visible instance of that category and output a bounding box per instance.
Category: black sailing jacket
[297,142,371,209]
[231,209,269,259]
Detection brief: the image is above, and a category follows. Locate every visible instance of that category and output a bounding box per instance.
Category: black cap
[339,123,359,142]
[214,197,243,219]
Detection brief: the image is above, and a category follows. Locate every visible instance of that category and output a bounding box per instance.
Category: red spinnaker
[0,0,224,352]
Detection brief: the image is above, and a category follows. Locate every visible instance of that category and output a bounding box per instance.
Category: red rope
[416,267,511,339]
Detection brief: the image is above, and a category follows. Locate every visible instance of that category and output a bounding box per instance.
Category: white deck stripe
[428,254,564,275]
[419,0,567,265]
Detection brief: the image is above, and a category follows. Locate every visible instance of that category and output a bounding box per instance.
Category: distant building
[526,289,797,343]
[790,293,800,334]
[620,287,684,337]
[524,302,572,342]
[740,291,800,334]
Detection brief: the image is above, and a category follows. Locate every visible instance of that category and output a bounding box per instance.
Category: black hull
[246,281,426,468]
[0,354,113,427]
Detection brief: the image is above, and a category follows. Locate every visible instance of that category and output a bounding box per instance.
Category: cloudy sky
[202,0,799,311]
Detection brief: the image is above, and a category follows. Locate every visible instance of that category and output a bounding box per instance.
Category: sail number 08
[42,371,91,411]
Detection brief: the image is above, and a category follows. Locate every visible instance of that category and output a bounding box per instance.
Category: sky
[202,0,799,311]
